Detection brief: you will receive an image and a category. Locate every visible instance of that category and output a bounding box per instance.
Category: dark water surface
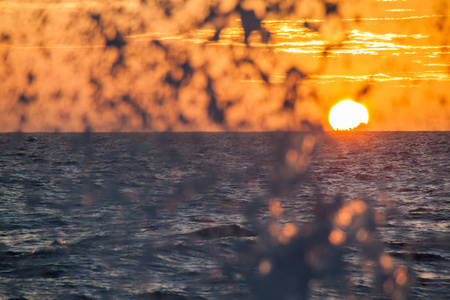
[0,132,448,299]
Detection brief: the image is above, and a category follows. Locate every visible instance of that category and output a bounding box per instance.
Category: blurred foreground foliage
[0,1,435,299]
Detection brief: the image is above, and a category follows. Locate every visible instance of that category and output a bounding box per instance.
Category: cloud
[0,0,448,131]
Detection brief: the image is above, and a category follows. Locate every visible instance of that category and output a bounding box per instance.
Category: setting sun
[329,100,369,131]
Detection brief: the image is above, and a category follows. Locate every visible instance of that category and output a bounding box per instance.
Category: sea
[0,132,448,299]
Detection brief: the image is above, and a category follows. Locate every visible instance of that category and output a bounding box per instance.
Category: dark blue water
[0,132,448,299]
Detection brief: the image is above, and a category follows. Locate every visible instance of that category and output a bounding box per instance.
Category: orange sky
[0,0,448,132]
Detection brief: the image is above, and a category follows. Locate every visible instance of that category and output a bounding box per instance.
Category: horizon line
[1,130,449,134]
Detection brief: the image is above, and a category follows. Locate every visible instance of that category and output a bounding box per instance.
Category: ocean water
[0,132,448,299]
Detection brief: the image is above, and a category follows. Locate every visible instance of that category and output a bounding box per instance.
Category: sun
[329,100,369,131]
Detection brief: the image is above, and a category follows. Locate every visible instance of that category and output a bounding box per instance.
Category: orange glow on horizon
[0,0,448,132]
